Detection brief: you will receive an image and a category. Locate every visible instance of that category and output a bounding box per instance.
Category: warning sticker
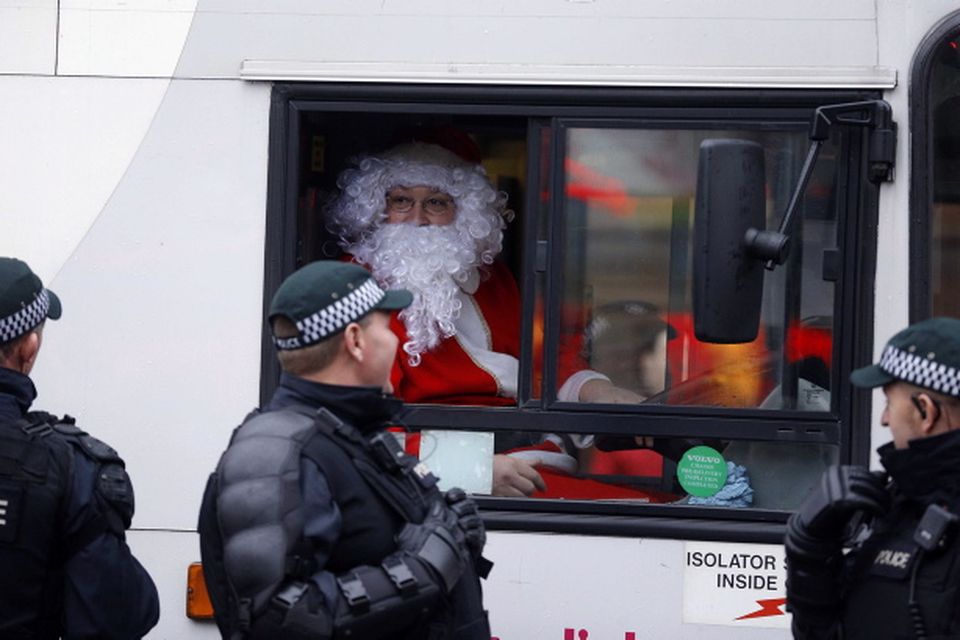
[682,540,790,629]
[676,445,726,497]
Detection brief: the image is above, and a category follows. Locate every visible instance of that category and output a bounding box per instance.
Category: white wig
[327,142,513,363]
[327,142,510,260]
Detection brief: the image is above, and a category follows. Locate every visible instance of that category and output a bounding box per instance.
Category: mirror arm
[744,100,895,271]
[745,139,823,270]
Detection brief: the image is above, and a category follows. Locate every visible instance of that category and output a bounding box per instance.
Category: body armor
[0,413,134,639]
[200,405,488,640]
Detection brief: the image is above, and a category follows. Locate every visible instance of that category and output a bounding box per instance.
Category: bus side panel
[174,1,879,81]
[0,2,56,75]
[0,76,169,279]
[58,2,197,78]
[484,532,790,639]
[131,529,220,639]
[32,78,271,530]
[13,78,270,639]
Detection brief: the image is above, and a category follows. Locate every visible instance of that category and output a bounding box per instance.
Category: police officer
[198,261,491,640]
[0,257,159,639]
[786,317,960,639]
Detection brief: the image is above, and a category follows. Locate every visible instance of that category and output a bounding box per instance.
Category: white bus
[3,2,959,638]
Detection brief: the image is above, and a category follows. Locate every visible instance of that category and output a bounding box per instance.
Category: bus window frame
[909,9,960,322]
[261,83,881,536]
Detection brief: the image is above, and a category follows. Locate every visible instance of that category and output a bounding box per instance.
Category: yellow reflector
[186,562,215,620]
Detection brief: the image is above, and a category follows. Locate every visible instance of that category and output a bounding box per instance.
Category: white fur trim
[542,433,596,451]
[453,291,519,398]
[557,369,611,402]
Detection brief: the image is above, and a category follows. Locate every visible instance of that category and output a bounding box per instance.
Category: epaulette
[53,421,123,466]
[20,411,77,437]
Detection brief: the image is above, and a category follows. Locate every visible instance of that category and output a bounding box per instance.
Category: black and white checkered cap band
[274,278,387,350]
[0,290,49,343]
[879,344,960,397]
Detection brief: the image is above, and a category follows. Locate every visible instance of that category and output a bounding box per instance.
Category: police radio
[913,504,958,552]
[368,431,405,473]
[368,431,439,490]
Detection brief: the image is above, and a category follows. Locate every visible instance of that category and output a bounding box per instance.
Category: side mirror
[693,139,766,344]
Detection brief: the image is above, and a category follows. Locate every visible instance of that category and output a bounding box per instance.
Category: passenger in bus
[579,302,758,506]
[579,301,673,478]
[0,257,159,639]
[785,317,960,639]
[327,142,644,497]
[198,261,491,640]
[581,300,673,399]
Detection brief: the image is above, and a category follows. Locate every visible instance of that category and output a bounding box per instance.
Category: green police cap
[0,258,62,344]
[269,261,412,350]
[850,317,960,398]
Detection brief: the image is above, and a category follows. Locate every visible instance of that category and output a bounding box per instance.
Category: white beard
[348,223,490,366]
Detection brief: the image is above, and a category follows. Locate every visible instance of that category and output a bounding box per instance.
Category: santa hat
[379,142,481,194]
[388,125,485,164]
[327,142,508,241]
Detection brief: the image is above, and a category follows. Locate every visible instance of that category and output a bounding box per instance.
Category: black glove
[396,501,470,592]
[444,488,485,559]
[784,465,888,637]
[787,465,889,558]
[445,487,494,578]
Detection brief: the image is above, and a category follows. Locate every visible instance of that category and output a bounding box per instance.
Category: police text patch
[868,539,918,580]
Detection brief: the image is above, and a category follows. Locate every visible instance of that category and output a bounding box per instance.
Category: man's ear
[14,331,42,375]
[916,393,942,434]
[342,322,364,362]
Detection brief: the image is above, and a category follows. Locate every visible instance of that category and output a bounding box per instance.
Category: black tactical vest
[0,417,72,639]
[0,412,134,640]
[304,412,489,640]
[301,424,420,574]
[201,407,429,609]
[842,499,960,639]
[201,405,488,640]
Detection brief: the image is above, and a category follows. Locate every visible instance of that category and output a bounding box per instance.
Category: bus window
[912,13,960,319]
[930,32,960,317]
[555,126,838,412]
[273,86,867,513]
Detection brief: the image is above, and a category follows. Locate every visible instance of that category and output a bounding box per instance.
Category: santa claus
[327,142,642,496]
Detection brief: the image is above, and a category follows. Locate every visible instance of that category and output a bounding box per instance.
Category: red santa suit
[389,260,521,406]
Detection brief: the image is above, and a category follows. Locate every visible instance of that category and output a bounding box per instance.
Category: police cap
[851,317,960,398]
[269,261,411,351]
[0,257,62,344]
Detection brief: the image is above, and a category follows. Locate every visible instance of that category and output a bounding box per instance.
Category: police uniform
[786,317,960,639]
[198,261,490,640]
[0,257,159,639]
[839,429,960,638]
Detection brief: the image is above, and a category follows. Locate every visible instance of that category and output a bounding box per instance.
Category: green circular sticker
[677,445,727,497]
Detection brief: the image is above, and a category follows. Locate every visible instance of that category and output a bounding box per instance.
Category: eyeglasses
[385,193,455,216]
